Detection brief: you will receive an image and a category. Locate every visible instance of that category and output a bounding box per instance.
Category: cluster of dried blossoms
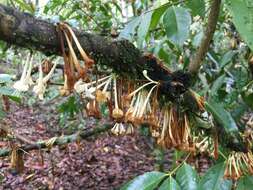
[14,22,213,154]
[12,22,212,155]
[155,106,193,151]
[13,55,58,100]
[73,68,206,153]
[224,151,253,180]
[57,22,94,96]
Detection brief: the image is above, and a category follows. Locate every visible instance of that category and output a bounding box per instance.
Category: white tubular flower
[83,86,96,100]
[33,60,58,100]
[127,70,158,100]
[112,77,124,120]
[13,55,34,92]
[125,70,159,124]
[74,75,112,100]
[74,80,87,93]
[111,122,126,136]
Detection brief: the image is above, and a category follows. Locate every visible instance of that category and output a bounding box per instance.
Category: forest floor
[0,101,176,190]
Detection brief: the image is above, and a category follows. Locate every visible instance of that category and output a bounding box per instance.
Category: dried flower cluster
[57,22,94,96]
[224,151,253,180]
[13,23,212,156]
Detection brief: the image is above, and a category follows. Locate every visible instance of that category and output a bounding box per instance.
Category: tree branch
[188,0,221,75]
[0,123,112,157]
[0,3,190,101]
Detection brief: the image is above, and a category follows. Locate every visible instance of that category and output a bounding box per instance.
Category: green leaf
[0,86,21,97]
[119,17,141,40]
[150,4,170,30]
[163,6,191,46]
[44,0,67,14]
[237,176,253,190]
[176,163,198,190]
[205,99,238,133]
[198,163,232,190]
[58,96,79,118]
[8,95,21,103]
[159,176,181,190]
[0,74,13,84]
[185,0,205,17]
[210,74,226,96]
[220,51,236,69]
[121,171,167,190]
[14,0,35,13]
[137,11,153,47]
[242,91,253,109]
[226,0,253,51]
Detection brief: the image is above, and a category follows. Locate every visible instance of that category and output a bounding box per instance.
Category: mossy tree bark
[0,3,190,100]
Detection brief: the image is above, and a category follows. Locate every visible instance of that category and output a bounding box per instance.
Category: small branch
[188,0,221,75]
[0,123,112,157]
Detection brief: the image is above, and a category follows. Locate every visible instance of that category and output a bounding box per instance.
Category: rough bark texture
[0,4,139,75]
[0,3,190,101]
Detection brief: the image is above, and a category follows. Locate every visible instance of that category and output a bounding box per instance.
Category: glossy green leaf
[163,6,191,46]
[237,176,253,190]
[159,176,181,190]
[176,163,198,190]
[137,11,153,47]
[121,171,167,190]
[119,17,141,40]
[226,0,253,51]
[198,163,232,190]
[185,0,205,17]
[205,99,238,133]
[150,4,170,30]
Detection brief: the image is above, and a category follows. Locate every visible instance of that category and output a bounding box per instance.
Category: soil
[0,102,173,190]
